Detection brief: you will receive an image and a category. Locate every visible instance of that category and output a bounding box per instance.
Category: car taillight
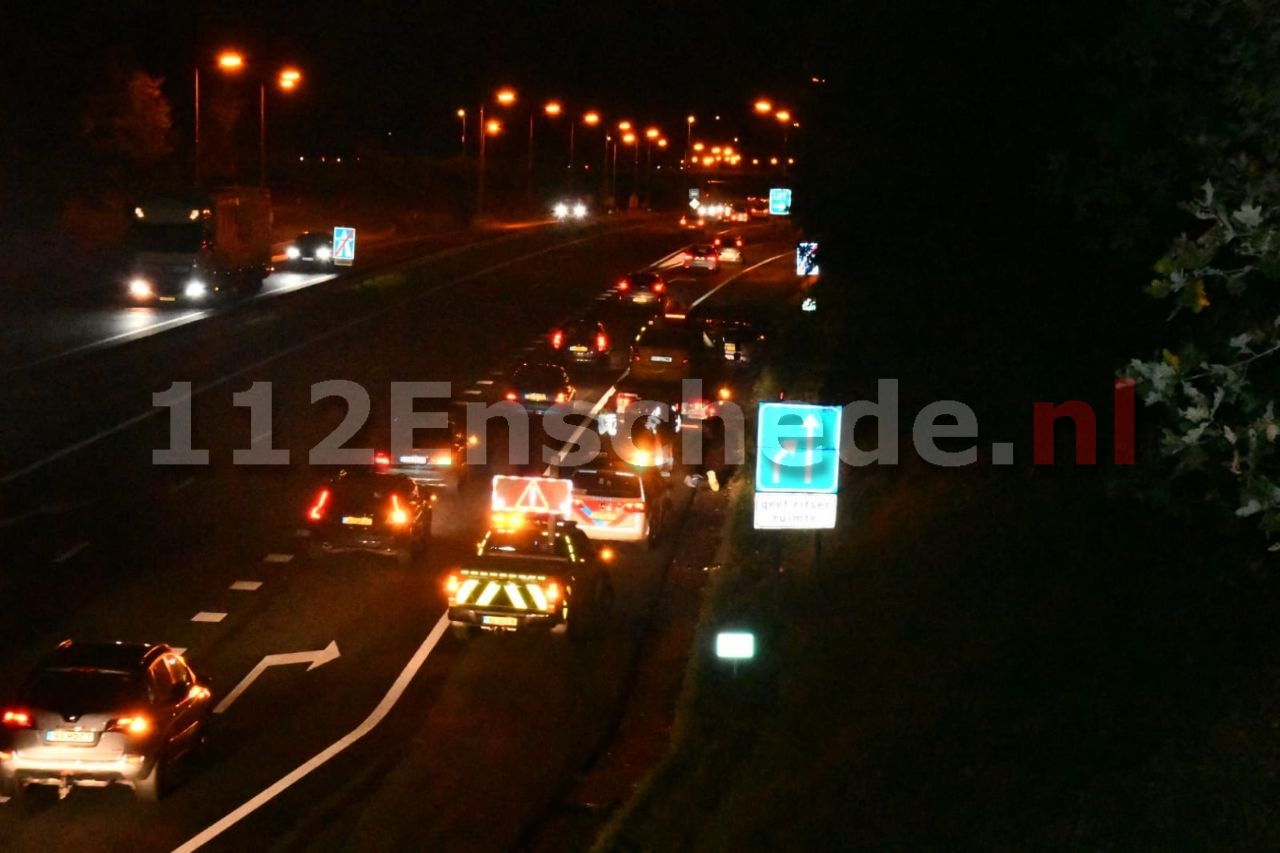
[2,709,34,729]
[623,501,646,512]
[308,488,330,521]
[633,354,641,362]
[108,714,151,735]
[555,391,568,403]
[617,279,630,291]
[445,573,460,596]
[373,451,391,467]
[545,581,561,604]
[388,494,409,526]
[681,358,689,364]
[735,237,743,247]
[505,391,518,401]
[596,333,608,351]
[683,252,693,259]
[653,282,665,293]
[551,330,564,349]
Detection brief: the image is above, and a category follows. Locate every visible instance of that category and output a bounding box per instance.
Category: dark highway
[0,215,801,851]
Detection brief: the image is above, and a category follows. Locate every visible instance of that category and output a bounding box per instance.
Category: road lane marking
[174,613,450,852]
[476,379,494,385]
[688,253,789,311]
[464,389,482,395]
[263,553,294,563]
[51,542,90,563]
[230,581,263,591]
[213,641,340,714]
[0,311,214,378]
[1,226,645,486]
[191,612,227,623]
[172,476,197,492]
[543,382,623,475]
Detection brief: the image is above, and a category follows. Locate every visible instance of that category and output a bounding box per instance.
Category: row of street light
[194,50,303,187]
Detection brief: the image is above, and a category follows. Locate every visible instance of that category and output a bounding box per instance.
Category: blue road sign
[332,227,356,266]
[755,402,842,493]
[768,187,792,216]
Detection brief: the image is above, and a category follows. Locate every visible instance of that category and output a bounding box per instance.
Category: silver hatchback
[0,640,213,801]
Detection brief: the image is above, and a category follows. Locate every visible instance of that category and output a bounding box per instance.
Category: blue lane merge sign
[768,187,792,216]
[755,402,842,493]
[332,227,356,266]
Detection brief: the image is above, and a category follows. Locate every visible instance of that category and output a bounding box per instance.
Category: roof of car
[42,641,165,671]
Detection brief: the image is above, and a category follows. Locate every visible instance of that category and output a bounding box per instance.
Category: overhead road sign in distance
[768,188,792,216]
[332,226,356,266]
[490,475,574,518]
[755,402,842,494]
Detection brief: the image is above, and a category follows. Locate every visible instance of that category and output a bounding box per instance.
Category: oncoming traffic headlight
[286,245,301,259]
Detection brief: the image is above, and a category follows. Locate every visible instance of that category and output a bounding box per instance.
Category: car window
[516,366,565,385]
[164,654,195,688]
[573,470,642,498]
[21,668,149,712]
[149,657,176,700]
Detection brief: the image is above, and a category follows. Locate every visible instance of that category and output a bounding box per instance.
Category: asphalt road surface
[0,214,801,852]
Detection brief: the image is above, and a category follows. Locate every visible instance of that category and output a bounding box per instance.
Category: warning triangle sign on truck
[490,475,573,518]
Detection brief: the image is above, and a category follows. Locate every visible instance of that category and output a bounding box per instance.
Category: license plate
[341,516,374,525]
[159,296,177,302]
[482,615,519,627]
[46,730,95,744]
[399,454,428,464]
[591,512,618,523]
[651,355,672,362]
[569,345,588,353]
[724,342,737,355]
[525,393,547,402]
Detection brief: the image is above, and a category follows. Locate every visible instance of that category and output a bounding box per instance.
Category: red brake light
[505,391,518,401]
[596,333,608,351]
[2,709,33,728]
[713,237,722,246]
[108,714,151,735]
[653,282,665,293]
[308,488,330,521]
[735,237,743,247]
[633,354,641,362]
[374,451,391,467]
[683,252,693,259]
[551,330,564,349]
[617,279,630,291]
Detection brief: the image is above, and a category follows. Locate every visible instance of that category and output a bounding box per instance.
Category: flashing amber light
[718,386,733,401]
[496,88,517,105]
[583,111,600,125]
[485,119,502,135]
[388,494,409,526]
[754,99,772,114]
[446,574,461,595]
[545,581,561,603]
[544,101,562,116]
[599,546,616,562]
[217,51,245,72]
[490,510,525,531]
[308,488,330,521]
[775,110,791,122]
[555,391,568,403]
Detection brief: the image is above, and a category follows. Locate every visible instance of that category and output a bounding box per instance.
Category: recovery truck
[124,186,272,303]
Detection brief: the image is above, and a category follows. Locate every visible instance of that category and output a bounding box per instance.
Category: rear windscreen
[22,669,149,712]
[573,471,642,498]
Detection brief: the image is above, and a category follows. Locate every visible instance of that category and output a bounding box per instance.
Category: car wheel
[134,753,166,802]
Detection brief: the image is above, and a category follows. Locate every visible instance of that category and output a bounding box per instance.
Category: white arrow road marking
[175,616,448,852]
[52,542,90,564]
[213,641,340,714]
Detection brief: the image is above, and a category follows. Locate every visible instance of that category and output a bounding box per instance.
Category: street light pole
[527,111,535,208]
[194,68,201,186]
[477,104,487,217]
[567,121,575,194]
[259,82,266,187]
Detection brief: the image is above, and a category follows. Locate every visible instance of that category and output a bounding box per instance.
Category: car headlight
[286,246,301,259]
[553,203,569,219]
[184,280,207,299]
[572,203,586,218]
[128,278,152,298]
[316,246,332,260]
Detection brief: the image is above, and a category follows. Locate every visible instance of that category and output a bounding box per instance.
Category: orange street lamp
[195,50,249,185]
[478,89,518,215]
[485,118,502,135]
[622,132,636,144]
[657,138,668,148]
[544,101,562,116]
[775,110,791,122]
[217,51,245,71]
[693,142,704,152]
[618,120,632,131]
[496,88,517,106]
[754,99,772,114]
[259,64,302,185]
[456,108,466,152]
[583,111,600,126]
[685,114,695,161]
[645,127,659,140]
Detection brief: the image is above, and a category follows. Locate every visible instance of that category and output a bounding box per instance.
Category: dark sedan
[305,470,432,564]
[505,362,576,414]
[284,231,334,266]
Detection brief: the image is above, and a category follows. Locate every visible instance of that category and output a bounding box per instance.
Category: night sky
[7,1,830,158]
